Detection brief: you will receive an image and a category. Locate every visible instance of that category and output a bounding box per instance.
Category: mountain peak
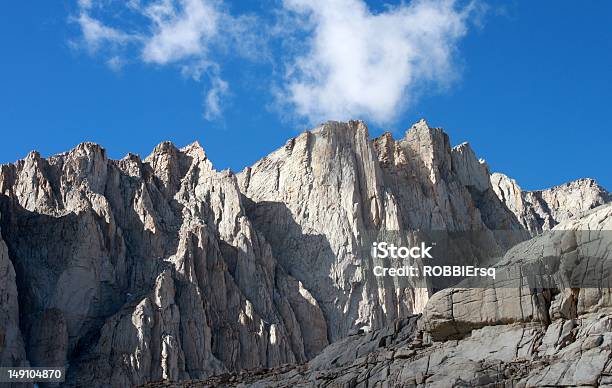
[413,118,430,129]
[180,140,207,160]
[66,142,107,161]
[147,141,179,159]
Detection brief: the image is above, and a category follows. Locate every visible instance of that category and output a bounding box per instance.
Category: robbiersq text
[371,242,496,280]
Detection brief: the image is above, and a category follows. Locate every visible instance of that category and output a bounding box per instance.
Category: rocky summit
[0,120,609,387]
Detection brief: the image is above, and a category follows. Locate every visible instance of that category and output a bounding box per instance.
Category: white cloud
[280,0,475,125]
[73,0,480,124]
[78,0,93,10]
[204,72,229,120]
[77,13,134,52]
[74,0,233,119]
[141,0,220,64]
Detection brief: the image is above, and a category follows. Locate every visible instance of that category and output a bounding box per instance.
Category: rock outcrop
[151,204,612,387]
[491,172,609,234]
[0,142,328,386]
[239,120,527,343]
[0,210,28,371]
[0,120,608,386]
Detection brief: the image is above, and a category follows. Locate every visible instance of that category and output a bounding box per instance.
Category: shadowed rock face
[145,204,612,388]
[0,211,27,371]
[0,120,608,386]
[0,141,328,386]
[239,120,530,343]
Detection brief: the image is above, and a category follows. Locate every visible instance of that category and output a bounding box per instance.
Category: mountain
[180,203,612,387]
[0,120,608,386]
[491,172,610,234]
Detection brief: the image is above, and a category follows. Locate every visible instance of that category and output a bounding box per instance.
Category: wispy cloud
[140,0,220,65]
[77,12,136,53]
[204,71,229,120]
[278,0,478,125]
[73,0,245,120]
[72,0,481,125]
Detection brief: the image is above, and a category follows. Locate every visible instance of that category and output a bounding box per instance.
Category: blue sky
[0,0,610,190]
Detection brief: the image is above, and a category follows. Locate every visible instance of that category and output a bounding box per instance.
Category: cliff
[0,120,608,386]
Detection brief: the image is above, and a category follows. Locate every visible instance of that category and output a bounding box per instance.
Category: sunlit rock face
[238,119,529,342]
[209,204,612,388]
[491,172,609,234]
[0,120,607,386]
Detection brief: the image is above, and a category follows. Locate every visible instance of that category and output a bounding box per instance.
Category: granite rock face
[162,204,612,388]
[0,142,327,386]
[239,120,527,342]
[0,120,608,386]
[491,172,609,234]
[0,210,28,371]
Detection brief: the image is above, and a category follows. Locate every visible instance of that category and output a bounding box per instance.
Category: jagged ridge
[0,120,608,386]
